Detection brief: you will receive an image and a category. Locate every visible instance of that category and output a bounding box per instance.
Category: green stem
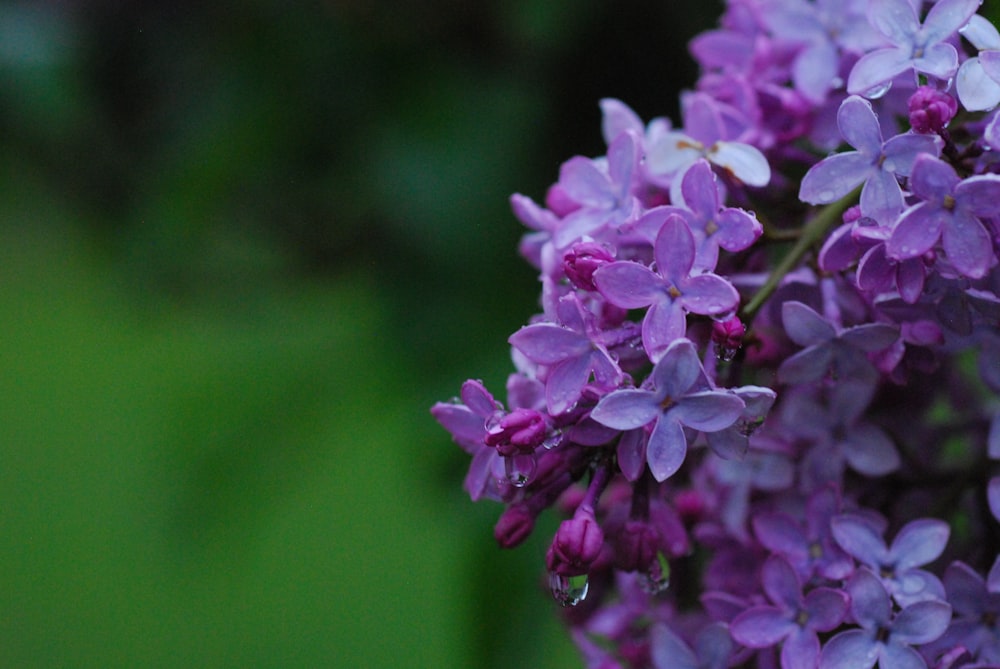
[739,187,860,323]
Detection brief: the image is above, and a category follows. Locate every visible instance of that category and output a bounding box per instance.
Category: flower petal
[590,389,660,430]
[646,416,688,481]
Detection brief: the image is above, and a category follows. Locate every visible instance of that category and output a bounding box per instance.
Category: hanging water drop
[863,81,892,99]
[503,453,536,487]
[639,552,671,594]
[549,572,590,607]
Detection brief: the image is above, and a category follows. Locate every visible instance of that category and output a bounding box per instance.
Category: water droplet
[819,189,835,202]
[737,416,765,437]
[549,572,589,607]
[639,552,671,594]
[863,81,892,99]
[503,453,536,487]
[716,343,740,362]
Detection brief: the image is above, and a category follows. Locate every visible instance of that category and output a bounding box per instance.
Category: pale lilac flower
[820,568,952,669]
[646,92,771,188]
[593,215,739,363]
[886,154,1000,279]
[847,0,982,98]
[650,622,733,669]
[590,338,745,481]
[799,95,941,222]
[956,15,1000,111]
[934,560,1000,664]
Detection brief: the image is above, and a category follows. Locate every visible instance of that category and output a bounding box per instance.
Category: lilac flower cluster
[432,0,1000,667]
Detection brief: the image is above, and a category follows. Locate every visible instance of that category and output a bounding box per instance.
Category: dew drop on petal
[863,81,892,99]
[549,572,589,607]
[819,189,835,202]
[503,453,536,487]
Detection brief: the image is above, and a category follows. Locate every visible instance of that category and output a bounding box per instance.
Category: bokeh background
[0,1,718,666]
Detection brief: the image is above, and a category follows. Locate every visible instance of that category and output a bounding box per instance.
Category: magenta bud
[546,509,605,576]
[908,86,957,134]
[563,242,616,291]
[494,503,536,549]
[484,408,547,456]
[711,316,745,361]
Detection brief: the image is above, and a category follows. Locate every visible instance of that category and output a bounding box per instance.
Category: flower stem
[739,187,860,324]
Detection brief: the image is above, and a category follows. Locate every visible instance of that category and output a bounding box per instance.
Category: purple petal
[897,257,926,303]
[461,379,498,417]
[890,519,950,571]
[922,0,982,45]
[607,130,637,188]
[650,624,698,669]
[642,299,688,363]
[655,215,696,281]
[804,587,850,631]
[847,568,892,627]
[761,555,803,610]
[943,561,987,616]
[891,600,953,644]
[832,515,890,566]
[782,630,821,669]
[878,642,933,669]
[431,404,486,449]
[590,389,660,430]
[820,222,865,272]
[881,133,942,177]
[869,0,919,44]
[857,244,896,293]
[778,346,834,385]
[730,607,795,648]
[860,168,905,221]
[545,354,593,415]
[617,428,647,481]
[819,629,878,669]
[840,323,899,351]
[910,155,960,200]
[559,156,614,207]
[800,152,873,204]
[838,96,883,155]
[679,274,739,315]
[753,512,809,564]
[673,390,745,432]
[600,97,644,144]
[646,416,688,481]
[956,174,1000,217]
[841,423,901,476]
[783,301,836,346]
[942,210,993,278]
[651,338,704,399]
[886,204,946,259]
[679,159,719,217]
[715,207,762,252]
[957,58,1000,111]
[594,261,663,309]
[847,47,912,97]
[508,323,590,365]
[914,42,959,79]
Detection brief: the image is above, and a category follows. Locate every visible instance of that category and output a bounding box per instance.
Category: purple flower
[593,215,740,363]
[589,338,746,481]
[933,560,1000,665]
[551,130,640,248]
[752,485,855,582]
[508,294,623,415]
[778,300,899,389]
[820,568,952,669]
[731,555,849,669]
[847,0,982,98]
[831,515,949,606]
[886,154,1000,279]
[799,95,941,222]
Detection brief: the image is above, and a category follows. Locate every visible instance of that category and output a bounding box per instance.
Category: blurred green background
[0,1,716,666]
